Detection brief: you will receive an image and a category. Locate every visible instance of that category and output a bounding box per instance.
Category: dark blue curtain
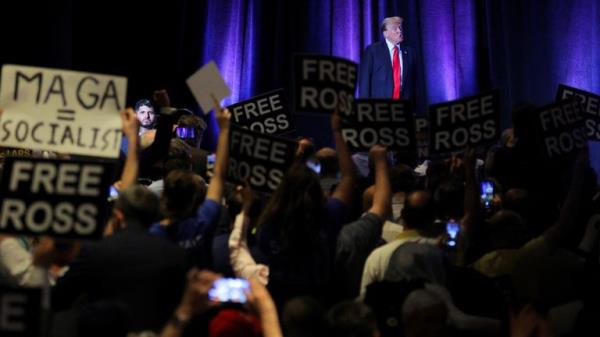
[1,0,599,168]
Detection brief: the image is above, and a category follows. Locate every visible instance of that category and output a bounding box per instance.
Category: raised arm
[246,278,284,337]
[119,108,140,190]
[331,111,356,205]
[160,269,220,337]
[368,145,391,219]
[205,96,231,203]
[229,183,269,284]
[461,148,482,265]
[544,148,589,251]
[461,148,479,229]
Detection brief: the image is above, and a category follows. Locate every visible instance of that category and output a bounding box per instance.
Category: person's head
[390,164,417,193]
[401,190,435,231]
[176,114,207,149]
[163,139,193,177]
[134,99,157,129]
[326,301,379,337]
[433,179,464,220]
[502,188,530,220]
[112,185,161,229]
[510,103,537,150]
[209,308,261,337]
[283,297,325,337]
[385,242,448,285]
[258,163,327,255]
[402,289,448,337]
[381,16,404,45]
[486,210,530,250]
[162,170,207,222]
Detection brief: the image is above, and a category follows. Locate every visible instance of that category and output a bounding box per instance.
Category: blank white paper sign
[186,61,231,114]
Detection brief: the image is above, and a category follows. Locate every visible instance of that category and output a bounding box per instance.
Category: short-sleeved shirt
[149,199,222,267]
[473,235,585,306]
[335,212,384,298]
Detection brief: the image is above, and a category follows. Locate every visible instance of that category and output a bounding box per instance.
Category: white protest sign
[0,65,126,158]
[186,61,231,114]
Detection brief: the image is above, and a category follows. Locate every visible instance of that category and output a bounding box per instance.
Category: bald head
[401,191,434,230]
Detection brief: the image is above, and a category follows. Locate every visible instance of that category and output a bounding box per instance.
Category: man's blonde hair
[381,16,404,32]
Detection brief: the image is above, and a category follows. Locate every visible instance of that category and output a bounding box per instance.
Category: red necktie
[392,46,401,99]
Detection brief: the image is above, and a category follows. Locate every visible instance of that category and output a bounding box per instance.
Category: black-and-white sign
[0,65,126,158]
[0,287,41,337]
[293,55,356,115]
[0,158,113,239]
[415,117,429,159]
[228,126,296,192]
[556,84,600,141]
[227,89,294,135]
[429,91,501,154]
[535,99,586,159]
[341,99,415,155]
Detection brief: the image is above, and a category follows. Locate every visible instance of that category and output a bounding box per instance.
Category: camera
[480,180,494,209]
[208,278,250,303]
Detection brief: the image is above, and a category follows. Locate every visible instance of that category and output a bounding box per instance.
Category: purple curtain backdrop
[2,0,599,171]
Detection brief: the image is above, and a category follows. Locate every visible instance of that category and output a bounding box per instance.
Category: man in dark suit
[51,185,188,334]
[359,16,416,101]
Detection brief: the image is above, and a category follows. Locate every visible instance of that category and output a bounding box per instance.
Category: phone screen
[109,186,119,197]
[480,180,494,208]
[176,126,196,139]
[306,158,321,174]
[108,186,119,202]
[446,220,460,247]
[208,278,249,303]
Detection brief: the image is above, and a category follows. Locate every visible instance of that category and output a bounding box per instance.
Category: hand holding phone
[208,278,250,303]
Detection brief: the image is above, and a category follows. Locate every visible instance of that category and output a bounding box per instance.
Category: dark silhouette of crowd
[0,91,598,337]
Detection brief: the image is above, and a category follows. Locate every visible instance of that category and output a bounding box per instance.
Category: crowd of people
[0,88,598,337]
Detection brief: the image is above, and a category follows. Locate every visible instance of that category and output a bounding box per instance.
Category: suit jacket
[51,224,187,332]
[359,40,415,100]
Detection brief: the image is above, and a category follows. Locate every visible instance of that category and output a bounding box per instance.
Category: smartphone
[306,158,321,174]
[446,220,460,247]
[208,278,250,303]
[480,180,494,208]
[175,126,196,140]
[109,186,119,197]
[107,186,119,202]
[207,153,216,167]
